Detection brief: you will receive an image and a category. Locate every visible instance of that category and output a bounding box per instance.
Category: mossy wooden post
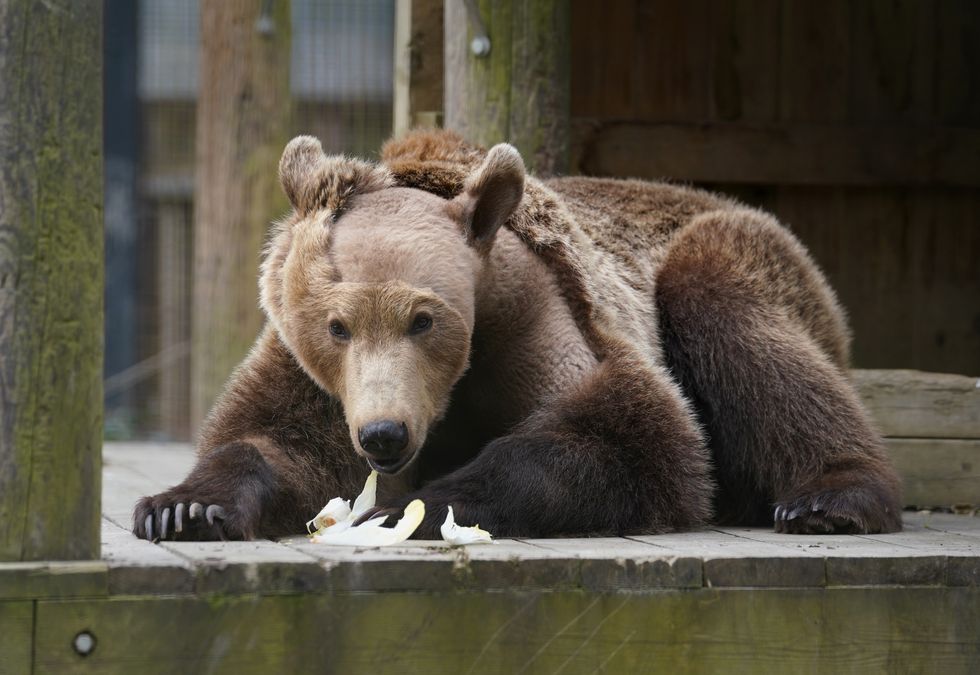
[191,0,292,430]
[444,0,570,175]
[0,0,103,561]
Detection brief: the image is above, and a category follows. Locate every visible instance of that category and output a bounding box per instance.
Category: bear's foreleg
[134,440,288,541]
[133,329,367,541]
[363,354,714,538]
[656,210,903,534]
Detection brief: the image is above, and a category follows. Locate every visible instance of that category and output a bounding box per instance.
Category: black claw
[206,504,226,525]
[161,507,171,539]
[175,503,185,533]
[189,502,203,520]
[144,514,154,541]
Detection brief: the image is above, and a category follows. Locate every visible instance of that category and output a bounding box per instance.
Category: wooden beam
[191,0,292,430]
[572,120,980,186]
[886,438,980,507]
[27,588,980,673]
[854,369,980,440]
[0,0,103,561]
[445,0,570,175]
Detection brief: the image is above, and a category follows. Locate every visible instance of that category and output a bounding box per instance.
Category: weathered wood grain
[0,602,32,675]
[516,537,702,589]
[853,369,980,439]
[445,0,570,175]
[159,538,327,595]
[102,442,195,524]
[0,561,106,601]
[887,438,980,507]
[191,0,292,429]
[32,588,980,674]
[630,530,826,588]
[0,0,103,561]
[100,518,193,595]
[779,0,851,123]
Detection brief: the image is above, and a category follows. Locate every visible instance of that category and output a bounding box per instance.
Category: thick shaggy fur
[134,130,902,541]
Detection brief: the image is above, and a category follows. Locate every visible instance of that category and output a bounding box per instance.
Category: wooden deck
[0,441,977,674]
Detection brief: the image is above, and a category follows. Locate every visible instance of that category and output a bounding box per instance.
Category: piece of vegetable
[306,471,378,535]
[312,499,425,546]
[440,506,493,545]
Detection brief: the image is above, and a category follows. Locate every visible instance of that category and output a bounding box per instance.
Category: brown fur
[134,129,902,542]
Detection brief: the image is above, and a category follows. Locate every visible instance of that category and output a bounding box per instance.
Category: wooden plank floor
[2,441,978,674]
[97,442,980,595]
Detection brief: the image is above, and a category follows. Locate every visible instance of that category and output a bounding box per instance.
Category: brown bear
[134,129,902,541]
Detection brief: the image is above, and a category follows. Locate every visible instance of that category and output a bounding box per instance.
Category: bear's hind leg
[656,209,902,534]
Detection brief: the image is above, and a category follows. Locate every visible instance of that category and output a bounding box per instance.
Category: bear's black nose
[358,420,409,463]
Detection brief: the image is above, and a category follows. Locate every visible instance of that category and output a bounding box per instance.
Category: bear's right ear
[279,135,325,212]
[449,143,525,250]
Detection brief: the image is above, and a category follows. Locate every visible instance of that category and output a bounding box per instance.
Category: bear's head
[261,135,525,474]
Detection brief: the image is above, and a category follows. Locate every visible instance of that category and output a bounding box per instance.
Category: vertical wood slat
[191,0,292,431]
[778,0,852,122]
[632,0,712,122]
[935,0,980,123]
[569,0,635,119]
[157,201,192,441]
[445,0,570,175]
[0,0,103,560]
[848,0,936,123]
[708,0,781,123]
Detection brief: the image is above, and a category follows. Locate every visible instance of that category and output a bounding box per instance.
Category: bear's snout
[358,420,410,473]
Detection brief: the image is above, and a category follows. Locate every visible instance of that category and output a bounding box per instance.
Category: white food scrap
[306,471,378,535]
[440,506,493,545]
[312,499,425,546]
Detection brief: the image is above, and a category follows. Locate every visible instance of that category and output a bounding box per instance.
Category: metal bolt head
[255,15,275,36]
[73,631,96,657]
[470,35,491,57]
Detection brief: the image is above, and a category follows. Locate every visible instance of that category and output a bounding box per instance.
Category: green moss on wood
[0,0,103,561]
[445,0,570,175]
[26,588,980,673]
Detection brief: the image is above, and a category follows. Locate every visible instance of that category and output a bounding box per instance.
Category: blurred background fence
[104,0,395,440]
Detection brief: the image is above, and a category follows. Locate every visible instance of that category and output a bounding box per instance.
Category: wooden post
[0,0,103,561]
[192,0,292,430]
[393,0,445,136]
[444,0,570,175]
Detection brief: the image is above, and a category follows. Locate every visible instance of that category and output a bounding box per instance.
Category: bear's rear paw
[774,483,902,535]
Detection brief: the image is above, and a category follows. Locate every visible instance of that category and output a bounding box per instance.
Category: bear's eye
[409,313,433,335]
[328,320,350,340]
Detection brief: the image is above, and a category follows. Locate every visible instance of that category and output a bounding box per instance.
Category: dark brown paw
[133,491,255,542]
[132,442,276,542]
[774,484,902,534]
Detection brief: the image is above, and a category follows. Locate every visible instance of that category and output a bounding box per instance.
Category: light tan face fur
[262,136,525,473]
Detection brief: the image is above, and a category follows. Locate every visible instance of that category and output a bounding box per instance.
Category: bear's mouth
[367,452,414,475]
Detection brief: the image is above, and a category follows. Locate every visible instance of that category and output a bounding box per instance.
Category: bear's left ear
[449,143,525,249]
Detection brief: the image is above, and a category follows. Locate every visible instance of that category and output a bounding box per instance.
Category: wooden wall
[569,1,980,375]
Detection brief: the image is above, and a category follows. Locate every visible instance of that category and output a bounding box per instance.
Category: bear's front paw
[774,482,902,535]
[132,442,276,542]
[133,490,256,542]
